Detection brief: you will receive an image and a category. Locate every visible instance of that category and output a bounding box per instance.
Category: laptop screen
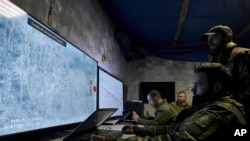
[69,108,117,136]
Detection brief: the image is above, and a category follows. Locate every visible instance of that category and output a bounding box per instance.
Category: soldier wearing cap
[201,26,250,136]
[201,25,250,93]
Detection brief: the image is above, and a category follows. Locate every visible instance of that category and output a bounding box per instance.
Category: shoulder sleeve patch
[194,114,215,128]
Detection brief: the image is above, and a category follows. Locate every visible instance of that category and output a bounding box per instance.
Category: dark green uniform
[106,95,248,141]
[170,101,191,114]
[137,99,177,125]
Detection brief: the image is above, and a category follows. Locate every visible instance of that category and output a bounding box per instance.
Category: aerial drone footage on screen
[0,0,98,138]
[98,68,124,117]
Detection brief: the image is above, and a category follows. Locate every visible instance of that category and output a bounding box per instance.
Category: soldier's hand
[91,134,106,141]
[122,125,135,134]
[132,111,140,120]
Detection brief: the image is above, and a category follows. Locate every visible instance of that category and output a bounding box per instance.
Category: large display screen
[0,0,97,138]
[139,82,175,103]
[98,68,124,117]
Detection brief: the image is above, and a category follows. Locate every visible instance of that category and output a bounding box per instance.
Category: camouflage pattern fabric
[208,43,250,93]
[107,95,247,141]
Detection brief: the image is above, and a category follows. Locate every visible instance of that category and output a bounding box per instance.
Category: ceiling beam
[235,23,250,41]
[172,0,190,46]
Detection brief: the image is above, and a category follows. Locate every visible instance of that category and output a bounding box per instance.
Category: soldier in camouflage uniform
[201,25,250,133]
[201,25,250,93]
[92,63,248,141]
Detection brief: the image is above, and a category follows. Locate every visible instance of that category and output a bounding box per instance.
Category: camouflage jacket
[108,95,248,141]
[136,99,177,125]
[208,42,250,92]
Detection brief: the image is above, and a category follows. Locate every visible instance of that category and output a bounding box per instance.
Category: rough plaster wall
[127,56,200,104]
[10,0,128,82]
[10,0,202,105]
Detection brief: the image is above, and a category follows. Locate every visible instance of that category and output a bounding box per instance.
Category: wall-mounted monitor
[0,0,98,139]
[98,68,124,117]
[139,82,175,103]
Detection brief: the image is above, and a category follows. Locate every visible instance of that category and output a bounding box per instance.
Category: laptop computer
[63,108,118,141]
[103,111,137,125]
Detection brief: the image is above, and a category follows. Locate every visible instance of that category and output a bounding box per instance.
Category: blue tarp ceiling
[101,0,250,62]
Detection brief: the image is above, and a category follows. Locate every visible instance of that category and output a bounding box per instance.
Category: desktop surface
[57,122,135,141]
[9,119,136,141]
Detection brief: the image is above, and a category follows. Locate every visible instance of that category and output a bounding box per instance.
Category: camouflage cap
[201,25,233,41]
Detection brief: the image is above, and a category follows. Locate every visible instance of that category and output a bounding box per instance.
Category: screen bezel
[97,67,124,118]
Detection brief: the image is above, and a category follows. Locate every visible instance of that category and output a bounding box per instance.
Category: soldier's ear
[213,82,222,93]
[224,34,232,42]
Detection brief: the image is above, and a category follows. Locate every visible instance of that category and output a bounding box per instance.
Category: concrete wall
[126,56,200,104]
[10,0,128,81]
[10,0,201,106]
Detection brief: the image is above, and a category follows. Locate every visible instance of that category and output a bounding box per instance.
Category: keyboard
[103,119,120,125]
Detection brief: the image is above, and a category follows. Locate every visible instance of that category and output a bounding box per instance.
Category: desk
[97,124,136,139]
[48,123,136,141]
[98,124,125,131]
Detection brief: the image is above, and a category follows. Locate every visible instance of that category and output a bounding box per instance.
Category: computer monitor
[98,68,124,117]
[0,0,98,139]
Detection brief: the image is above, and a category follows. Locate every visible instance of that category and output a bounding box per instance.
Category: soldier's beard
[192,89,219,108]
